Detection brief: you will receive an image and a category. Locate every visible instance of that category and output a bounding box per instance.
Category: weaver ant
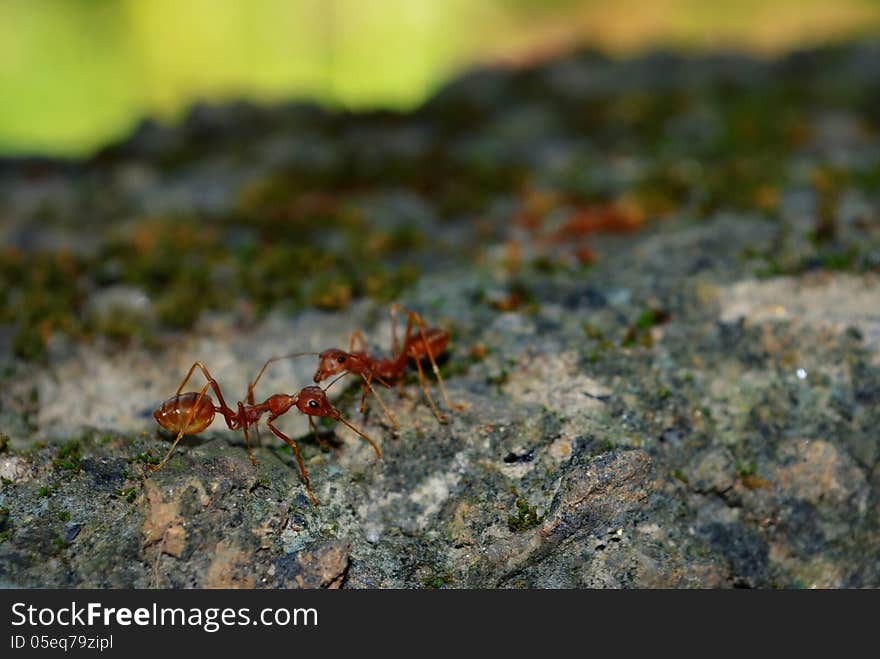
[151,360,381,505]
[313,304,461,425]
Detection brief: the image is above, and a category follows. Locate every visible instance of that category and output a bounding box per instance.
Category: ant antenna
[248,351,321,401]
[320,371,381,458]
[323,372,350,392]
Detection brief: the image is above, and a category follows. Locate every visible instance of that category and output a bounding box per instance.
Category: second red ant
[312,304,462,426]
[151,359,381,505]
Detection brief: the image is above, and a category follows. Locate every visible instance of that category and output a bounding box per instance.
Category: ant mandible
[151,360,381,505]
[313,304,461,425]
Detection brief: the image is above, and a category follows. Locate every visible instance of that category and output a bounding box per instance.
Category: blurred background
[3,0,880,157]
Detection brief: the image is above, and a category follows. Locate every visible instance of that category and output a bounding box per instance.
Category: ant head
[294,385,339,419]
[314,349,351,382]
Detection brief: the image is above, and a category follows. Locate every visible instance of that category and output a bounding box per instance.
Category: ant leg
[390,306,400,356]
[349,331,368,353]
[389,303,417,362]
[407,309,463,413]
[358,372,371,413]
[242,423,258,466]
[308,417,331,450]
[413,356,447,423]
[397,307,460,417]
[266,417,318,506]
[244,388,264,449]
[247,357,277,403]
[327,408,382,458]
[149,381,212,473]
[361,374,399,429]
[174,361,238,426]
[173,361,203,396]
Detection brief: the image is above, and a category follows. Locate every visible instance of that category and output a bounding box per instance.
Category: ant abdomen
[407,327,449,360]
[153,392,216,435]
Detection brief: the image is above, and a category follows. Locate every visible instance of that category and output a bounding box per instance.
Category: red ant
[312,304,461,426]
[151,360,381,505]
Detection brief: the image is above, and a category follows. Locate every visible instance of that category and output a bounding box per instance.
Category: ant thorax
[265,394,296,417]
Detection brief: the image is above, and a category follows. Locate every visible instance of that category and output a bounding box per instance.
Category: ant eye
[308,400,319,408]
[337,355,346,363]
